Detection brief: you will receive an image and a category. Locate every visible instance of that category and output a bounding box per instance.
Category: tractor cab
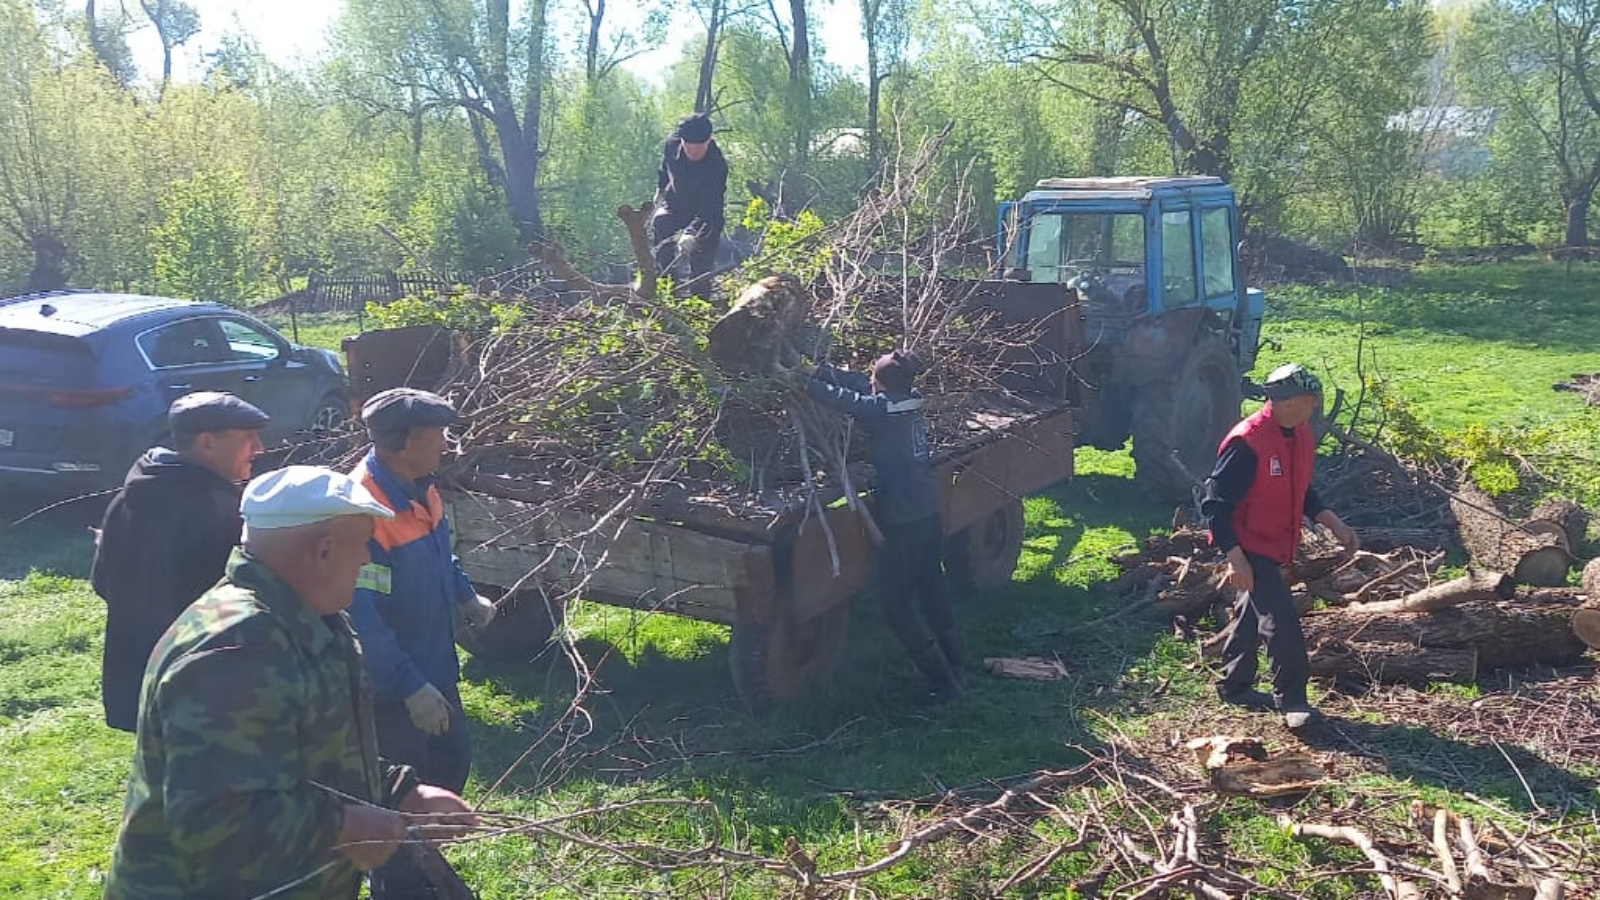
[985,176,1267,500]
[1000,176,1263,371]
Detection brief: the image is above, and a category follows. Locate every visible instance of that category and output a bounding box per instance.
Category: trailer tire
[944,499,1026,596]
[730,602,851,711]
[455,585,563,664]
[1130,333,1241,503]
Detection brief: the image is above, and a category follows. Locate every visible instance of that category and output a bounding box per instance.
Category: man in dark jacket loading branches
[798,350,965,702]
[1200,364,1357,730]
[652,112,728,284]
[91,391,269,733]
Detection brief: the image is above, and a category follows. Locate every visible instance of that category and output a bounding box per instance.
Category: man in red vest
[1200,364,1357,729]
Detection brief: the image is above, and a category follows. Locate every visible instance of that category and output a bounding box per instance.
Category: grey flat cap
[168,391,270,436]
[361,388,462,432]
[241,465,394,531]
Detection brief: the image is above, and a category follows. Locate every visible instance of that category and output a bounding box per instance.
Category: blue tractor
[986,176,1264,500]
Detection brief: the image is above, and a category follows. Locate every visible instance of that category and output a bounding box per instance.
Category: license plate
[0,428,12,448]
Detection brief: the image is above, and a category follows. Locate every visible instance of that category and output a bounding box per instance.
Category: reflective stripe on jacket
[347,452,475,702]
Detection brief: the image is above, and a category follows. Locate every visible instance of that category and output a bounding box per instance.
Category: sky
[126,0,871,86]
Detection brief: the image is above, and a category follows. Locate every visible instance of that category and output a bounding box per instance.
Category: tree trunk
[1530,498,1591,551]
[26,231,70,292]
[1449,485,1570,587]
[584,0,604,84]
[1309,641,1478,685]
[695,0,724,113]
[786,0,812,174]
[1345,570,1514,616]
[1303,593,1590,670]
[1583,557,1600,599]
[865,43,881,173]
[1565,193,1591,247]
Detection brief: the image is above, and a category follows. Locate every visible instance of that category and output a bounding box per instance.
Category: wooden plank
[939,408,1074,534]
[786,505,875,624]
[445,491,774,625]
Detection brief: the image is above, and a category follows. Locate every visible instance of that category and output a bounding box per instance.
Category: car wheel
[311,393,350,432]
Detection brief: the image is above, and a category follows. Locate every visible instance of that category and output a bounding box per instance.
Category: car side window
[218,318,282,362]
[138,319,232,369]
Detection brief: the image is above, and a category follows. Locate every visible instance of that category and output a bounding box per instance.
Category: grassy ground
[2,260,1597,898]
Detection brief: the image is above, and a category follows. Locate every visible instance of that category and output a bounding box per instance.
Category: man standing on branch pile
[103,466,478,900]
[651,111,728,285]
[797,351,965,702]
[91,391,269,733]
[1201,364,1358,730]
[347,388,496,900]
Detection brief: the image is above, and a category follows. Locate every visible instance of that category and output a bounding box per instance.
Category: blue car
[0,291,349,496]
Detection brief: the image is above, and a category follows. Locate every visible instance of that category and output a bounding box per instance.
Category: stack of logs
[1112,493,1600,684]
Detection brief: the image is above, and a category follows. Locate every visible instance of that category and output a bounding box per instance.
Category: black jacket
[805,365,941,526]
[657,137,728,233]
[91,449,243,732]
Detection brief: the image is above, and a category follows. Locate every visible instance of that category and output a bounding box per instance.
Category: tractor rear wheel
[1130,333,1242,503]
[944,500,1026,596]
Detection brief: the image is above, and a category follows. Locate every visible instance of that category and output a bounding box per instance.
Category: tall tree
[337,0,553,241]
[1458,0,1600,246]
[860,0,909,170]
[84,0,138,87]
[137,0,200,96]
[1005,0,1432,221]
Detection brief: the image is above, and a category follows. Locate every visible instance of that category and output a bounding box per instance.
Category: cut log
[1309,640,1478,684]
[1532,497,1590,550]
[1449,485,1570,587]
[1304,594,1589,670]
[1583,557,1600,599]
[707,274,810,375]
[1573,609,1600,651]
[1346,570,1515,615]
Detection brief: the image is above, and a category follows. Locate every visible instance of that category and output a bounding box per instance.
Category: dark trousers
[878,516,961,688]
[1217,551,1311,707]
[650,208,721,281]
[369,689,472,900]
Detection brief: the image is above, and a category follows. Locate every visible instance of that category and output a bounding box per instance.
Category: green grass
[1,259,1597,897]
[253,310,365,354]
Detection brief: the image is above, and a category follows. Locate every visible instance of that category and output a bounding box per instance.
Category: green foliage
[365,290,524,333]
[151,169,256,305]
[740,198,831,282]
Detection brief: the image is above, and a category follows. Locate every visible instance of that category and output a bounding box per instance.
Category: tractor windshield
[1021,212,1145,283]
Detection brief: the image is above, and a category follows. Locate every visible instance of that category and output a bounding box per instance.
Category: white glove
[403,683,452,736]
[461,594,497,630]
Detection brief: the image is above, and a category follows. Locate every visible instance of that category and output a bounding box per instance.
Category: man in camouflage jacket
[104,467,478,900]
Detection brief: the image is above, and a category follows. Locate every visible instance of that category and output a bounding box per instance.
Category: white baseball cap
[241,466,395,531]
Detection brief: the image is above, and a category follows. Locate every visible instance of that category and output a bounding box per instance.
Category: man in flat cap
[104,466,478,900]
[91,391,270,732]
[651,111,729,285]
[1200,364,1358,729]
[796,350,965,703]
[347,388,494,900]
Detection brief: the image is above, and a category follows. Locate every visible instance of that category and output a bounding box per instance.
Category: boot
[933,629,966,690]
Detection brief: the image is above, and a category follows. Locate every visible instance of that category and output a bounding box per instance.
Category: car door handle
[243,375,262,383]
[166,383,192,391]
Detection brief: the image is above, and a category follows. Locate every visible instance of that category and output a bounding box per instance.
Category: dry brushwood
[1552,372,1600,407]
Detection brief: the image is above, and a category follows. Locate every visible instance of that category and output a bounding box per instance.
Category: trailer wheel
[1130,332,1242,503]
[730,602,852,711]
[944,499,1026,596]
[455,585,563,664]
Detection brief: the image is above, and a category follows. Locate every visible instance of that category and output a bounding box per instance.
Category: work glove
[461,594,497,630]
[404,683,453,736]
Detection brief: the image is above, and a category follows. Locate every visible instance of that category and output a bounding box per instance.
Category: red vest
[1220,406,1315,564]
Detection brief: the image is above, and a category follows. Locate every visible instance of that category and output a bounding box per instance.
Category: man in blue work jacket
[348,388,496,900]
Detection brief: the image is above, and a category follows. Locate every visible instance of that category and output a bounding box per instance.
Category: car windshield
[1021,212,1145,283]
